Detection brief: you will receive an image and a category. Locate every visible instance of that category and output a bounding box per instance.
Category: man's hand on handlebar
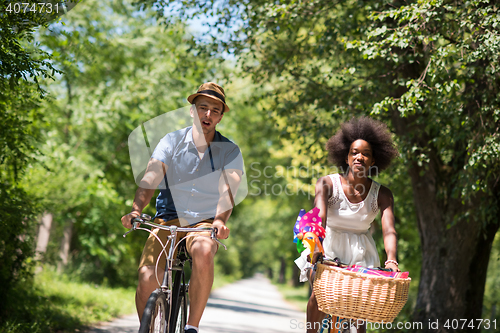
[121,211,141,229]
[213,220,229,239]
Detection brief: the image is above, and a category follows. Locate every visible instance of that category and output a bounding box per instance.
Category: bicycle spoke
[138,289,168,333]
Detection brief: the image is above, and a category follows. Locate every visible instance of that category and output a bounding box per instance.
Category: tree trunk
[267,267,274,280]
[407,152,498,331]
[278,257,286,284]
[292,262,301,287]
[58,220,73,272]
[391,115,500,332]
[35,212,52,258]
[410,167,498,332]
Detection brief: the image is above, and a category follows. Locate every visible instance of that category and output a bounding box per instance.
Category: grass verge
[1,265,242,333]
[1,267,136,333]
[274,282,310,313]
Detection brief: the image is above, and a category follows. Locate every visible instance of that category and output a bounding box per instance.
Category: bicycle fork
[161,228,178,310]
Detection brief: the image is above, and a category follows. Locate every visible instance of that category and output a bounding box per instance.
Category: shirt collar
[184,126,194,144]
[184,126,222,145]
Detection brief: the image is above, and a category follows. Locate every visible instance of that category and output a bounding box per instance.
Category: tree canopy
[1,0,499,331]
[139,0,500,329]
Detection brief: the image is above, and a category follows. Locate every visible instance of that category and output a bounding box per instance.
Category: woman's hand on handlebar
[121,211,141,229]
[310,251,323,265]
[213,220,229,239]
[385,262,400,272]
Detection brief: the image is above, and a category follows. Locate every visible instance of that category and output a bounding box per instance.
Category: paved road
[87,274,306,333]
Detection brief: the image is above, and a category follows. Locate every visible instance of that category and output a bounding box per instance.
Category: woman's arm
[314,176,333,229]
[378,185,400,272]
[310,176,333,263]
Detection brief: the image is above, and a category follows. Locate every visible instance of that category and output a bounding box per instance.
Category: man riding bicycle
[121,82,243,333]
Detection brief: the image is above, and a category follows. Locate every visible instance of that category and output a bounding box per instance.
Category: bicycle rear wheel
[139,288,169,333]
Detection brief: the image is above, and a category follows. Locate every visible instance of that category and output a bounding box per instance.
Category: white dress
[323,173,381,267]
[295,173,381,282]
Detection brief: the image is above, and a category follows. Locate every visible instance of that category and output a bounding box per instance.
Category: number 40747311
[443,319,496,330]
[5,2,61,14]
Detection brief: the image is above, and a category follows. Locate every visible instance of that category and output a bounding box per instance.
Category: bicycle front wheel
[172,294,187,333]
[169,270,188,333]
[139,288,169,333]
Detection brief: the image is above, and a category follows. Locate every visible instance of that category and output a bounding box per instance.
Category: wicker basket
[313,263,411,323]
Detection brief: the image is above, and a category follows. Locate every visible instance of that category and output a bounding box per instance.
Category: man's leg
[186,235,217,327]
[136,265,164,321]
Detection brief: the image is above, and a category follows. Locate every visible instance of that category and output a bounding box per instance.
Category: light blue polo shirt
[151,126,243,226]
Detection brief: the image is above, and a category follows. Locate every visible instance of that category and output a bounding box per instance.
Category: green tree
[22,0,226,285]
[0,0,59,317]
[352,3,500,327]
[218,81,314,282]
[138,0,500,330]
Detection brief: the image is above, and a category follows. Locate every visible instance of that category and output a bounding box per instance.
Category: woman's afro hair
[326,117,399,175]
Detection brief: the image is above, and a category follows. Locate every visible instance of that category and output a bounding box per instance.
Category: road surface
[87,273,306,333]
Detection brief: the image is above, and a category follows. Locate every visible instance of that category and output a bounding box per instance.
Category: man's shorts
[138,218,215,270]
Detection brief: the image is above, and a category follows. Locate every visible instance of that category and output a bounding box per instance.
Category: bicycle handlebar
[124,213,227,250]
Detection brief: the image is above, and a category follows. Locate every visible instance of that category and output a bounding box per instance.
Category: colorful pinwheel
[293,207,326,260]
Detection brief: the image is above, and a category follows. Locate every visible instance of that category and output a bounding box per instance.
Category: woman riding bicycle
[300,117,400,333]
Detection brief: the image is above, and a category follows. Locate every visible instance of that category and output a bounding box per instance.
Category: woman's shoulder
[377,183,394,206]
[324,173,341,181]
[318,173,341,185]
[316,174,334,185]
[315,175,336,195]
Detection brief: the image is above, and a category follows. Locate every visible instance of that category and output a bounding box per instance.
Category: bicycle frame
[124,214,226,333]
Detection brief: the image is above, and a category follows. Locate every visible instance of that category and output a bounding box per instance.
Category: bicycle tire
[172,294,187,333]
[139,288,169,333]
[169,270,187,333]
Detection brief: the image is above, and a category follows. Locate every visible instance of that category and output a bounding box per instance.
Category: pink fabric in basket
[344,265,409,279]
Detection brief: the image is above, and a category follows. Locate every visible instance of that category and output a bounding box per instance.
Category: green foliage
[0,183,40,318]
[354,0,500,225]
[3,0,497,328]
[136,0,422,287]
[0,0,59,95]
[138,0,500,322]
[0,21,49,319]
[216,78,315,281]
[140,0,500,221]
[0,81,43,179]
[18,0,230,287]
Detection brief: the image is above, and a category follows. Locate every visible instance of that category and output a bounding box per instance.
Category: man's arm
[212,169,242,239]
[121,158,167,229]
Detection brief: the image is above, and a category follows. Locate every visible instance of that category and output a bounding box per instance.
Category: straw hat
[187,82,229,112]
